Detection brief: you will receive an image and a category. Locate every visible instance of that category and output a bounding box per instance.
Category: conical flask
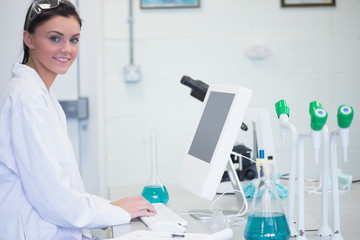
[141,128,169,204]
[244,160,290,240]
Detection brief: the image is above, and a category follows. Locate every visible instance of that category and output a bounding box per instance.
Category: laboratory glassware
[142,128,169,204]
[244,159,290,240]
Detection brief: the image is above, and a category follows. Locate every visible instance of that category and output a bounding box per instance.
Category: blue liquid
[244,212,290,240]
[142,185,169,204]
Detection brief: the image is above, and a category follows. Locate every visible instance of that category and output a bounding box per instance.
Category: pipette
[309,101,328,165]
[337,105,354,162]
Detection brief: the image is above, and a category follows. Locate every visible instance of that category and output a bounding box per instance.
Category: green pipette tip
[275,99,290,118]
[337,105,354,128]
[309,101,322,111]
[309,101,328,131]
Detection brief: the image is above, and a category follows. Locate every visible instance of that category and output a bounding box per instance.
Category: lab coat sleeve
[11,95,131,229]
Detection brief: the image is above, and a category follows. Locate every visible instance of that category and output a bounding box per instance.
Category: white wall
[77,0,108,197]
[0,2,29,89]
[104,0,360,186]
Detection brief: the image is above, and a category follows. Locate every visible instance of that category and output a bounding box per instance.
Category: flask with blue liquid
[244,156,290,240]
[142,128,169,204]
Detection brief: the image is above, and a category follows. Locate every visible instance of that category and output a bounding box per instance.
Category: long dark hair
[22,0,82,64]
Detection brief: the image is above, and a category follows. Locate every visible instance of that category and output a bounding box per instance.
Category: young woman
[0,1,155,239]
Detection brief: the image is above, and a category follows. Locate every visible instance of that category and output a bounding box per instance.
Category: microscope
[181,75,275,183]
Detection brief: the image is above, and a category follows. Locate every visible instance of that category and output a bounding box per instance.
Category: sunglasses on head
[26,0,78,30]
[28,0,62,23]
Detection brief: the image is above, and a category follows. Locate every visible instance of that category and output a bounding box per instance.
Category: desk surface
[109,182,360,239]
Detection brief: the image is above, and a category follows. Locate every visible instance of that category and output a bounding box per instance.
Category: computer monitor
[177,84,252,202]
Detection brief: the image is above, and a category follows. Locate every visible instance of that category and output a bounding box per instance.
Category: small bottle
[141,128,169,204]
[244,159,290,240]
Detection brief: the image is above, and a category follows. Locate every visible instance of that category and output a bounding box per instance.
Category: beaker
[141,128,169,204]
[244,160,290,240]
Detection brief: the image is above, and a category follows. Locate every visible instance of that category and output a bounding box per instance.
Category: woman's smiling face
[24,15,81,86]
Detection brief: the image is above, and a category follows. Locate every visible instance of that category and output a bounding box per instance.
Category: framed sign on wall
[281,0,335,7]
[141,0,200,9]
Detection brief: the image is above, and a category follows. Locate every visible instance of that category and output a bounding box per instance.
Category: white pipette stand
[276,100,328,240]
[329,105,354,240]
[329,130,344,240]
[275,100,297,238]
[309,104,333,237]
[298,101,328,240]
[317,125,332,237]
[276,101,353,240]
[297,131,310,240]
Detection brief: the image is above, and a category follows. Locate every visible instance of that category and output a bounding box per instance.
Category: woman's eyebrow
[46,31,81,37]
[46,31,64,35]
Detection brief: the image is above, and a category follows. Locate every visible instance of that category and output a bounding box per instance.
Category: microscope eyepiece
[180,75,209,102]
[180,75,248,132]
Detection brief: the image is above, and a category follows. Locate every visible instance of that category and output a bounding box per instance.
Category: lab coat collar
[11,62,49,94]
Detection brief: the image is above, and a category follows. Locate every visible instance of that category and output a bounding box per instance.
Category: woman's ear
[23,31,34,49]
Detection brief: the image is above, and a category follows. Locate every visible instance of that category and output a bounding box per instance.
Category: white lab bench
[109,182,360,239]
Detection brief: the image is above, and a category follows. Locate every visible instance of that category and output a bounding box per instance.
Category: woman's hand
[111,196,157,219]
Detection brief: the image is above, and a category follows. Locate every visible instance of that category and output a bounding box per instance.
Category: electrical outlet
[124,65,141,83]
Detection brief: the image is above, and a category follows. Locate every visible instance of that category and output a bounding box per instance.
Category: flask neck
[150,128,158,176]
[258,163,274,182]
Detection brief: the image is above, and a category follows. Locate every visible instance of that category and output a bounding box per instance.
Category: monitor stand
[189,157,248,220]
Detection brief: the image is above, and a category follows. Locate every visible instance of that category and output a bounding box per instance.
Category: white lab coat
[0,63,131,240]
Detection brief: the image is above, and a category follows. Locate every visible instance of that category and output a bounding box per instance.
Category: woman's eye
[50,36,60,42]
[70,38,79,43]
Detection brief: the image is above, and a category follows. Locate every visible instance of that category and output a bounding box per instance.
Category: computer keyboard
[139,203,188,232]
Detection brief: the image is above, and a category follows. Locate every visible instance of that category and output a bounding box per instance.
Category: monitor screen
[177,84,252,201]
[188,92,235,164]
